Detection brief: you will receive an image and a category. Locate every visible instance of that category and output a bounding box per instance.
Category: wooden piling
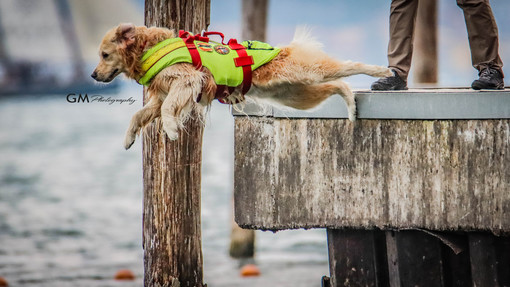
[55,0,85,79]
[229,0,268,260]
[241,0,268,42]
[143,1,210,286]
[229,214,255,258]
[441,234,472,287]
[395,231,444,286]
[468,233,499,287]
[327,229,388,287]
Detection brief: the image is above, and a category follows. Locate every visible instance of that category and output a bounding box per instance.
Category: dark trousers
[388,0,504,80]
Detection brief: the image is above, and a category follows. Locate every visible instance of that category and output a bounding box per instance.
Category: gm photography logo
[66,93,136,105]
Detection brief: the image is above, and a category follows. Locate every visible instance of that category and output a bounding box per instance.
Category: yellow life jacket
[138,31,281,98]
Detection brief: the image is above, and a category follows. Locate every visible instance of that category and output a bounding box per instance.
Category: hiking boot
[371,70,408,91]
[471,68,504,90]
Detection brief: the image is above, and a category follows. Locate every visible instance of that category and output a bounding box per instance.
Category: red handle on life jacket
[179,30,209,43]
[178,30,192,40]
[201,31,226,45]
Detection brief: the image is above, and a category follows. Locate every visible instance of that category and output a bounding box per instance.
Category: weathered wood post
[54,0,85,79]
[413,0,438,84]
[241,0,268,43]
[229,0,268,259]
[0,7,10,69]
[143,1,210,286]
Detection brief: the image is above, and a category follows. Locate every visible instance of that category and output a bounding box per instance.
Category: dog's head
[91,23,138,83]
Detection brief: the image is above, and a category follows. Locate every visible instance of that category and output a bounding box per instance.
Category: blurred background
[0,0,509,286]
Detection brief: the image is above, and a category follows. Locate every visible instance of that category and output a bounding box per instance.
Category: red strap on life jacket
[228,38,254,95]
[179,30,205,69]
[178,31,255,103]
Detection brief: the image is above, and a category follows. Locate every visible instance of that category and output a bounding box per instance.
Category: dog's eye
[102,52,109,59]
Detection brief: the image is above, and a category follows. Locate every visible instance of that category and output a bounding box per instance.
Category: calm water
[0,82,328,287]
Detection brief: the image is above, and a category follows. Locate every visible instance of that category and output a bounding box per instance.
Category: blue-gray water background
[1,1,510,286]
[0,82,327,287]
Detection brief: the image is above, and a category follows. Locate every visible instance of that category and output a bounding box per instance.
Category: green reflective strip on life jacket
[141,40,186,72]
[138,37,281,87]
[138,38,192,86]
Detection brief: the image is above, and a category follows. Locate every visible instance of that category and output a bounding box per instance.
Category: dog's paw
[347,103,357,122]
[162,119,179,141]
[124,133,136,150]
[165,130,179,141]
[382,68,394,77]
[348,111,357,122]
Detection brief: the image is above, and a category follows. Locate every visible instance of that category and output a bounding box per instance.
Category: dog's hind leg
[124,97,161,149]
[324,60,393,80]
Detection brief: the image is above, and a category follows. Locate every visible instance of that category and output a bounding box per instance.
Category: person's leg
[372,0,419,90]
[388,0,419,80]
[457,0,504,89]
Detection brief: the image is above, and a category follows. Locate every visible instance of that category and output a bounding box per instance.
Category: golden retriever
[91,23,392,149]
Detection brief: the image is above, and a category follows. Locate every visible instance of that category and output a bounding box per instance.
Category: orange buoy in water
[0,277,8,286]
[114,269,136,281]
[240,264,261,277]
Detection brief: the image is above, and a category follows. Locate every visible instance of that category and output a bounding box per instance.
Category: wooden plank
[234,117,277,229]
[385,231,400,287]
[327,229,388,287]
[234,118,510,233]
[232,89,510,119]
[355,90,510,119]
[469,233,499,287]
[495,236,510,286]
[373,231,390,287]
[396,231,444,286]
[441,234,472,287]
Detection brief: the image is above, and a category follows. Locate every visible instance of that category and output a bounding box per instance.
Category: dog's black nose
[91,71,98,79]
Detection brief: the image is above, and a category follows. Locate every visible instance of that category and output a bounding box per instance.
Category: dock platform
[233,88,510,287]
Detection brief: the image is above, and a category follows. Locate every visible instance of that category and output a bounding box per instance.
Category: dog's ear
[115,23,137,49]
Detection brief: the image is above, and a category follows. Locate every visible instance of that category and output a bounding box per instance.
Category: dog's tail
[290,26,323,51]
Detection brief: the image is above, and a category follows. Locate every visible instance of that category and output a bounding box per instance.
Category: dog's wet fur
[92,23,392,149]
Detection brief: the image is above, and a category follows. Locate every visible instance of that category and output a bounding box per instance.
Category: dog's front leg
[160,98,194,141]
[124,97,161,149]
[160,81,201,141]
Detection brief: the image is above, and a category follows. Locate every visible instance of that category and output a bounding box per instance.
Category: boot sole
[371,86,408,91]
[472,81,504,90]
